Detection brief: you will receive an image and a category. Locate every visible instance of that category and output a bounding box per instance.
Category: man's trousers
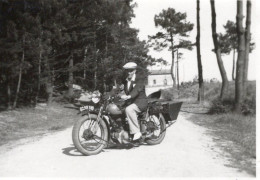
[125,103,141,134]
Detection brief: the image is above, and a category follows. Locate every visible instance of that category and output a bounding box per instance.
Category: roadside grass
[164,81,255,115]
[213,113,256,158]
[161,81,256,175]
[186,112,256,175]
[0,102,78,146]
[165,81,255,102]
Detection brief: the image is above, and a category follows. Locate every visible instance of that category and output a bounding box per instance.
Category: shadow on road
[62,145,85,156]
[105,144,134,150]
[62,143,135,156]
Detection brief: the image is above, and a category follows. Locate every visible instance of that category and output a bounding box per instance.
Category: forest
[0,0,154,109]
[0,0,255,114]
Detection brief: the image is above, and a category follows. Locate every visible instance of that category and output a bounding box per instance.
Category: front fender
[81,110,98,116]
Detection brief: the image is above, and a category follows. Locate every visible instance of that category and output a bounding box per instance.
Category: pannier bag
[149,101,182,122]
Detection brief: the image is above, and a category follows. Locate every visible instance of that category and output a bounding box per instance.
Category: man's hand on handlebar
[120,95,131,101]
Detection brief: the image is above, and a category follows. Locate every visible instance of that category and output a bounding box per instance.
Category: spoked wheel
[72,114,108,156]
[145,113,166,145]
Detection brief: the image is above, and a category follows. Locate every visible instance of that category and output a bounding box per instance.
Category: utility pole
[177,49,180,90]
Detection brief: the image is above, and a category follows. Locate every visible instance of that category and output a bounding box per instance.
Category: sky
[130,0,259,82]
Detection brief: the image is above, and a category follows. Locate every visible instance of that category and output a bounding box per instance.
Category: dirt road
[0,113,252,177]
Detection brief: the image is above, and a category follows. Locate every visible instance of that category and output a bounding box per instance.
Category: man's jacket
[124,72,148,111]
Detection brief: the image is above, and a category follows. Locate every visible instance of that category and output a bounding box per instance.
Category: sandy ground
[0,113,253,178]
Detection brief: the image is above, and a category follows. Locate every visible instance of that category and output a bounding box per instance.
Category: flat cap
[123,62,137,69]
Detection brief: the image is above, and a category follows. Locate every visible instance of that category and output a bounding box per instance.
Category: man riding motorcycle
[72,61,182,155]
[120,62,148,141]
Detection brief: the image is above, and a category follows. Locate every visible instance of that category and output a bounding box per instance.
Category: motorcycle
[72,90,182,156]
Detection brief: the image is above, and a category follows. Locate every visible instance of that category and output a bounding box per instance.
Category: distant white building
[145,69,173,96]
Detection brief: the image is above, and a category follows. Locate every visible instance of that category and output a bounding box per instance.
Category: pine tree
[148,8,194,86]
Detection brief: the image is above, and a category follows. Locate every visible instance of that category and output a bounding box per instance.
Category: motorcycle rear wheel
[145,113,166,145]
[72,114,108,156]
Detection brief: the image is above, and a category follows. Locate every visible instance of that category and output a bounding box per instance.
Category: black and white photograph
[0,0,258,178]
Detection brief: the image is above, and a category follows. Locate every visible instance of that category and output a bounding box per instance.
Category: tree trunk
[235,0,246,112]
[44,57,53,105]
[103,33,108,92]
[83,46,88,80]
[232,49,236,81]
[175,59,177,86]
[177,49,180,90]
[36,31,42,103]
[94,64,97,90]
[243,0,251,84]
[7,79,12,110]
[13,36,25,108]
[68,53,74,99]
[196,0,204,103]
[170,33,176,86]
[210,0,229,100]
[94,31,97,90]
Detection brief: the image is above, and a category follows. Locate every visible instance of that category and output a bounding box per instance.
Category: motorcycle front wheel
[72,114,108,156]
[145,113,166,145]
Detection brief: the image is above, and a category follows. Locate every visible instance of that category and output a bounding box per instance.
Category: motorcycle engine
[110,116,130,144]
[112,129,130,144]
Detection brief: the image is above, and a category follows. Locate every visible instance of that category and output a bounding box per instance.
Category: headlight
[91,90,101,103]
[92,97,100,103]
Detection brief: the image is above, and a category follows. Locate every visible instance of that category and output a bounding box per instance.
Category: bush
[160,88,179,100]
[242,81,256,115]
[208,98,233,114]
[204,83,221,101]
[209,97,255,115]
[178,83,198,99]
[241,98,256,115]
